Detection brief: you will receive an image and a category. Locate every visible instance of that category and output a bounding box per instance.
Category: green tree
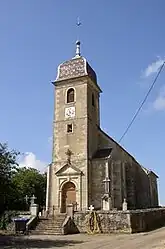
[0,143,19,214]
[0,143,47,213]
[11,167,47,210]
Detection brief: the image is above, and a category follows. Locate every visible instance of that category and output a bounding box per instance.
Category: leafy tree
[0,143,47,214]
[0,143,19,214]
[11,167,46,210]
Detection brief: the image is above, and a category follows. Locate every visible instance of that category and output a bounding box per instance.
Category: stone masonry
[74,208,165,233]
[46,41,159,214]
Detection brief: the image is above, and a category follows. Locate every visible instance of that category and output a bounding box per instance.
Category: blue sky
[0,1,165,204]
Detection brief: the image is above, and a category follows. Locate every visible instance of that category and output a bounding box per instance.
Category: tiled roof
[55,56,97,84]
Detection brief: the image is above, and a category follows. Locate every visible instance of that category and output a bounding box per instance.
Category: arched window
[92,93,95,106]
[67,88,75,103]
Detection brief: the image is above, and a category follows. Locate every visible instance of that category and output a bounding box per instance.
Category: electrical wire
[118,61,165,143]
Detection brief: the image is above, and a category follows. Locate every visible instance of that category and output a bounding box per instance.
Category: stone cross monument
[30,195,38,216]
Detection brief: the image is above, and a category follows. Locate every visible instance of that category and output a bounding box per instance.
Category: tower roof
[55,41,98,84]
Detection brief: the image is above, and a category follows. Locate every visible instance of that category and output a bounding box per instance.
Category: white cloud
[142,57,164,78]
[153,86,165,111]
[19,152,47,173]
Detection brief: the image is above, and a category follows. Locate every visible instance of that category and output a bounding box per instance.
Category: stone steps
[38,220,65,223]
[30,230,62,235]
[37,221,64,225]
[30,214,66,235]
[36,225,63,230]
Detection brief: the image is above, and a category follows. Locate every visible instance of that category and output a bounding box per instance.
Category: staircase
[30,214,67,235]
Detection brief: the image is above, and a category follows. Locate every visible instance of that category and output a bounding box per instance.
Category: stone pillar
[46,164,51,212]
[122,162,127,201]
[111,161,114,208]
[66,204,74,218]
[30,204,39,216]
[103,160,111,196]
[102,196,112,211]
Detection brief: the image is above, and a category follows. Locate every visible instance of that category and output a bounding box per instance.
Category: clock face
[65,107,75,118]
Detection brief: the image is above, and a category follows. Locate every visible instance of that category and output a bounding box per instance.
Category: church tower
[46,40,159,214]
[46,41,102,213]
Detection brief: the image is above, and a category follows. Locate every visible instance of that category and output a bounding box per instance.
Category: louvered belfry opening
[67,88,74,103]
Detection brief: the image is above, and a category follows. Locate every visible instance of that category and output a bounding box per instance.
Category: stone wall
[90,156,157,211]
[87,83,100,158]
[98,129,159,210]
[91,159,106,209]
[73,211,131,233]
[125,162,136,209]
[112,161,122,209]
[53,78,89,164]
[73,208,165,234]
[130,208,165,233]
[134,165,151,209]
[149,173,159,207]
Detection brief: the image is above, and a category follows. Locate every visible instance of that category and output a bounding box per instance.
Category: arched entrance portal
[61,182,76,213]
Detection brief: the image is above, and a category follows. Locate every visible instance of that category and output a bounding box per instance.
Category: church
[46,41,159,214]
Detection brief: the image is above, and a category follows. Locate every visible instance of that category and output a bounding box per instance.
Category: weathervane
[77,17,81,27]
[76,17,82,35]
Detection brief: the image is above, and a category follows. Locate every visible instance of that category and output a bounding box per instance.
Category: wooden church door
[61,182,76,213]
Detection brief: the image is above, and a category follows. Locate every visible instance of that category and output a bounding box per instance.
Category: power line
[118,61,165,143]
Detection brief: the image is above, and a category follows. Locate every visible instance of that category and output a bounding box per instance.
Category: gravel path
[1,227,165,249]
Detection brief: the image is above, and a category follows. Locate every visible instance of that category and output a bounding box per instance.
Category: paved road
[1,227,165,249]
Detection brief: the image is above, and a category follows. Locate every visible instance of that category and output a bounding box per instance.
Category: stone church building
[46,41,158,214]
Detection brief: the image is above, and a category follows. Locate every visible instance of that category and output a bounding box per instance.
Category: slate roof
[93,148,112,159]
[55,56,98,85]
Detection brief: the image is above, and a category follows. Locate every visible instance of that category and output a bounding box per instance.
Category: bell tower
[46,41,102,212]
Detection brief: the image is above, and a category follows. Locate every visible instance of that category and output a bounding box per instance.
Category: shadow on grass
[0,235,84,248]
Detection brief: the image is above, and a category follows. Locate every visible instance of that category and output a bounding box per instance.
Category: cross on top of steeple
[54,17,99,87]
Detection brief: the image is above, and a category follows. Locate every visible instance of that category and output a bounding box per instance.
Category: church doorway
[61,181,76,213]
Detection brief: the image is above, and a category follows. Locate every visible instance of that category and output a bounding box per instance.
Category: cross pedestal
[122,198,128,211]
[30,203,39,216]
[30,195,38,216]
[102,195,112,211]
[66,204,74,218]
